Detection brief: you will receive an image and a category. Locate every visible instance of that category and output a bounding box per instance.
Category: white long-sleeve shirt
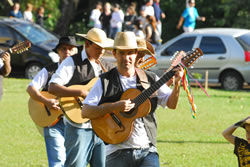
[110,10,124,28]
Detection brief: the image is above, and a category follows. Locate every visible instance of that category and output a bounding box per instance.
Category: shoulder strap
[135,68,150,89]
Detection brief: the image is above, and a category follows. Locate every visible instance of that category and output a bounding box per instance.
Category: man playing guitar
[26,36,78,167]
[82,32,184,167]
[48,28,114,167]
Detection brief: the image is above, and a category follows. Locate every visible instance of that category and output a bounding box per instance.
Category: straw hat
[76,28,113,48]
[136,37,155,57]
[106,32,145,51]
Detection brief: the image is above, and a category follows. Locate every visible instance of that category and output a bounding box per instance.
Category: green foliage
[0,78,250,166]
[19,0,61,31]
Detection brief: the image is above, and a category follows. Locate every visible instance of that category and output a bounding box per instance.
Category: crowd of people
[90,0,166,48]
[7,0,206,48]
[8,2,51,27]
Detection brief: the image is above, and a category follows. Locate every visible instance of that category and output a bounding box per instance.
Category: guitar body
[59,78,98,124]
[28,91,63,127]
[91,88,151,144]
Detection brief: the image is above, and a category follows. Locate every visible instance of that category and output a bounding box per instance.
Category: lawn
[0,77,249,166]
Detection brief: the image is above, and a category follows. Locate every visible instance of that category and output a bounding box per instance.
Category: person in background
[222,116,250,167]
[0,50,11,101]
[36,6,51,27]
[82,31,184,167]
[137,8,147,30]
[8,2,23,19]
[109,3,124,39]
[89,1,103,29]
[100,2,112,37]
[23,3,33,22]
[26,36,78,167]
[123,5,137,32]
[145,15,162,48]
[48,28,114,167]
[134,19,145,39]
[141,0,154,17]
[176,0,205,32]
[153,0,166,35]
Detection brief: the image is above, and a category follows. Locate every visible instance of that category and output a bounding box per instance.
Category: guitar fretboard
[132,68,176,108]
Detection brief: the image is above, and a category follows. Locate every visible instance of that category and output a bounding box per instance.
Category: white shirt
[141,5,155,17]
[49,49,102,128]
[90,9,102,29]
[0,58,4,69]
[134,29,145,39]
[110,10,124,28]
[23,11,33,22]
[83,70,172,155]
[28,67,48,89]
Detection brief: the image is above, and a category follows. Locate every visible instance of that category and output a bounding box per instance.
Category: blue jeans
[64,122,106,167]
[109,27,122,39]
[44,118,66,167]
[106,148,160,167]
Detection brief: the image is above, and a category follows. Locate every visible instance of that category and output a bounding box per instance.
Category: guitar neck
[133,68,176,108]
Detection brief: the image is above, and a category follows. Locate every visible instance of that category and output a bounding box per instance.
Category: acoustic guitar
[28,91,63,127]
[91,48,203,144]
[59,77,98,124]
[1,40,31,56]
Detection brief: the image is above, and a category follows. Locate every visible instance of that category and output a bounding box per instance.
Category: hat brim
[52,42,80,53]
[76,33,114,48]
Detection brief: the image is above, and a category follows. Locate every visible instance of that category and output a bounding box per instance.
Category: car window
[13,23,57,45]
[236,32,250,50]
[0,25,14,45]
[199,36,226,54]
[161,37,196,56]
[13,31,25,42]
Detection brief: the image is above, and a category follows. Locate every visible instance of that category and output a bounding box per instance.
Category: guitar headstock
[138,55,157,70]
[9,40,31,54]
[181,48,203,68]
[171,51,186,67]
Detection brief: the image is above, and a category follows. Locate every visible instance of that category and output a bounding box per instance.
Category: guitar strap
[135,68,150,89]
[95,59,107,73]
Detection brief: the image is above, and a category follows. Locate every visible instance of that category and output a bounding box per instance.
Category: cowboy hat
[53,36,79,53]
[136,37,155,57]
[106,31,145,51]
[76,28,113,48]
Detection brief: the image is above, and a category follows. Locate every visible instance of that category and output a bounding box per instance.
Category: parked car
[0,17,59,79]
[149,28,250,90]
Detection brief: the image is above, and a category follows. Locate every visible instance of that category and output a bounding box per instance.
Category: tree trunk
[54,0,80,36]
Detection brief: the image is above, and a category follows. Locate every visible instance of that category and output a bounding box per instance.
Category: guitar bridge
[110,113,125,133]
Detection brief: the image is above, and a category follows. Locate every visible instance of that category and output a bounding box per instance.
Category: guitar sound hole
[120,108,137,118]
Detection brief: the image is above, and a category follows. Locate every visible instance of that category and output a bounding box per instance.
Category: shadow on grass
[157,140,228,144]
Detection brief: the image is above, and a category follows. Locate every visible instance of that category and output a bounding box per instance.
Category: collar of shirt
[81,49,102,77]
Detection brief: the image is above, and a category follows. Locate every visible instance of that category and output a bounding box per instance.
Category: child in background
[222,116,250,167]
[24,3,33,22]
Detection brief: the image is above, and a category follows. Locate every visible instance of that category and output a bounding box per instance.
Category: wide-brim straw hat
[106,31,145,51]
[136,37,155,57]
[53,36,79,53]
[76,28,113,48]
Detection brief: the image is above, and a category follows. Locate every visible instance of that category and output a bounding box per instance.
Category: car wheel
[25,63,42,79]
[221,71,243,90]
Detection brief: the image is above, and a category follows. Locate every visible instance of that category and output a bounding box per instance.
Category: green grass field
[0,78,249,166]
